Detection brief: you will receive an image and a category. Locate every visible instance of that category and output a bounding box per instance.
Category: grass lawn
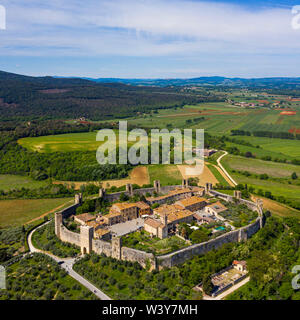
[148,164,182,186]
[122,230,189,255]
[0,174,48,191]
[0,197,73,227]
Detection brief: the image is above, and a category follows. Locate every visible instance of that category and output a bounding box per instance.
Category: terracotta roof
[111,202,137,211]
[74,213,95,223]
[146,188,192,202]
[167,209,194,223]
[206,201,227,213]
[176,196,207,207]
[135,201,151,210]
[144,218,165,229]
[95,228,111,236]
[233,260,247,266]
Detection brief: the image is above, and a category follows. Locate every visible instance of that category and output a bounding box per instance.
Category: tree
[202,275,213,295]
[291,172,298,180]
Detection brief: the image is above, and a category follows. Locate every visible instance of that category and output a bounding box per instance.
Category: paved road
[216,151,237,186]
[27,221,112,300]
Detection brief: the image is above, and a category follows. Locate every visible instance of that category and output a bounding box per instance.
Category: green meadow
[0,174,49,191]
[148,164,182,186]
[228,135,300,160]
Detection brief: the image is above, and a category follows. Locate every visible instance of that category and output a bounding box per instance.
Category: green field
[18,130,135,153]
[228,135,300,160]
[206,164,230,186]
[220,154,300,214]
[148,164,182,186]
[0,197,73,227]
[0,174,48,191]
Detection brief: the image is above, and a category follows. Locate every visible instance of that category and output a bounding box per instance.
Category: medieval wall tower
[154,180,161,193]
[80,225,94,254]
[111,236,122,259]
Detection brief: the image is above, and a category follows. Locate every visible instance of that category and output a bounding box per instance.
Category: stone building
[103,202,138,225]
[175,196,207,212]
[205,201,228,219]
[74,213,96,225]
[135,201,151,216]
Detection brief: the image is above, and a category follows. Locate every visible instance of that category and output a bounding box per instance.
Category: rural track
[27,220,112,300]
[216,151,238,186]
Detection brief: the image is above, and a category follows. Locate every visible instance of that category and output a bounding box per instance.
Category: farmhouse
[233,260,247,272]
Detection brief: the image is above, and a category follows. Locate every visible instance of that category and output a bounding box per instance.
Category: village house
[103,202,138,226]
[146,188,193,205]
[74,213,96,225]
[193,214,215,225]
[205,201,228,220]
[135,201,151,216]
[94,228,111,241]
[233,260,247,272]
[144,216,168,239]
[176,196,207,212]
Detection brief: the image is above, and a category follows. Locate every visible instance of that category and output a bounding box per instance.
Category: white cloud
[0,0,299,57]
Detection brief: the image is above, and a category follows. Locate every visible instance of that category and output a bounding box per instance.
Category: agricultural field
[220,154,300,214]
[148,164,182,186]
[228,135,300,160]
[18,130,133,153]
[0,197,73,227]
[0,174,49,191]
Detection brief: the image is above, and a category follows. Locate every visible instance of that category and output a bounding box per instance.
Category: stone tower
[54,212,63,239]
[238,228,248,242]
[80,225,94,254]
[256,199,264,228]
[182,179,188,188]
[112,236,122,260]
[75,193,83,205]
[205,182,212,194]
[234,190,242,200]
[126,183,133,196]
[99,188,105,198]
[154,180,161,193]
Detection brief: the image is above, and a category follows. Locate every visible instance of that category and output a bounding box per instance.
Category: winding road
[27,221,112,300]
[216,151,238,186]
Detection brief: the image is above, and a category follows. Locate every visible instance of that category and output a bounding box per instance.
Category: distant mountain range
[82,76,300,87]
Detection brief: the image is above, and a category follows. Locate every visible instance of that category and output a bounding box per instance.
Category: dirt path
[25,199,74,225]
[53,166,150,190]
[212,163,235,187]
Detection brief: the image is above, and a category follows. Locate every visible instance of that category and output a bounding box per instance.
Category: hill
[0,70,213,121]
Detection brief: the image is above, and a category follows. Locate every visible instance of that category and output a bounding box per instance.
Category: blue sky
[0,0,299,78]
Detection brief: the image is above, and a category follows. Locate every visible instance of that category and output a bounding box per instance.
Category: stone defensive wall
[156,217,262,269]
[54,182,264,271]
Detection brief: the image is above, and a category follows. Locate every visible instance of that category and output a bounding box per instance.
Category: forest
[0,71,222,121]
